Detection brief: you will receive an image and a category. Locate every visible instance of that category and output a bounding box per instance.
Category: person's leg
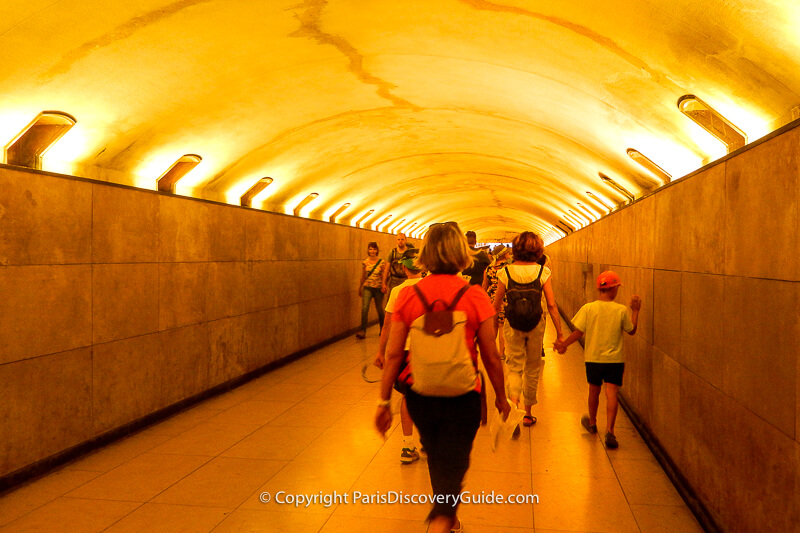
[587,384,601,425]
[399,396,418,464]
[371,287,385,329]
[521,319,546,419]
[406,391,480,530]
[503,323,524,405]
[359,288,372,335]
[605,383,619,434]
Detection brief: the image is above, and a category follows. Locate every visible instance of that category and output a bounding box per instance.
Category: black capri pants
[404,389,482,521]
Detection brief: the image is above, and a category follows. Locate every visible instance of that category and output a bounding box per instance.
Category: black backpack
[503,265,544,332]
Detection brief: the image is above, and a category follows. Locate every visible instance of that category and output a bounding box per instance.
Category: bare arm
[493,281,506,334]
[381,254,392,289]
[542,279,563,340]
[555,328,584,354]
[374,320,409,436]
[628,295,641,335]
[374,311,392,368]
[358,263,366,296]
[476,318,510,419]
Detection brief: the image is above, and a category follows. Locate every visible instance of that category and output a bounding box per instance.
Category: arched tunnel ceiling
[2,0,799,242]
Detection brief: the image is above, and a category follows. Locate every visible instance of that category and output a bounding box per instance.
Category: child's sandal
[522,415,537,427]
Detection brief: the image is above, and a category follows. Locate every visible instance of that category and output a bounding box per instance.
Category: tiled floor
[0,321,704,532]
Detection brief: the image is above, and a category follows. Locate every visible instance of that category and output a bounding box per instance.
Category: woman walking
[493,232,564,427]
[357,242,386,339]
[375,222,510,533]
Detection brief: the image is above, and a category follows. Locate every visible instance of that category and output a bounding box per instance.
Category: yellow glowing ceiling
[2,0,799,242]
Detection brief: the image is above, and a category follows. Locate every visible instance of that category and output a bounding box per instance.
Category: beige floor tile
[601,426,652,458]
[152,457,286,508]
[206,400,294,425]
[63,433,173,473]
[335,463,433,520]
[66,453,211,502]
[630,504,704,533]
[137,406,224,437]
[148,421,260,456]
[0,469,101,527]
[267,398,349,428]
[470,434,533,474]
[210,508,329,532]
[612,459,685,506]
[198,387,260,410]
[103,503,232,532]
[457,470,535,529]
[321,514,426,532]
[251,382,324,403]
[0,497,139,533]
[221,425,325,461]
[304,384,376,405]
[530,436,616,478]
[532,474,639,533]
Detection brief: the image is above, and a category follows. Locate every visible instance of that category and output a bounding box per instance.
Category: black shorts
[585,362,624,387]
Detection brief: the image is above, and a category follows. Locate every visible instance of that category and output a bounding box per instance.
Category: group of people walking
[359,223,641,533]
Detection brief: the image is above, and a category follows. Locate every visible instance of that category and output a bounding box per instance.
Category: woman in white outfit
[493,232,564,427]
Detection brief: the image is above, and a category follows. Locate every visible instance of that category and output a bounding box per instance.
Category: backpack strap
[413,283,470,312]
[447,284,471,310]
[535,263,544,283]
[366,259,382,279]
[504,266,517,289]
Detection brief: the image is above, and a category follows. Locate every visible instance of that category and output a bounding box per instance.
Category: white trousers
[503,319,545,407]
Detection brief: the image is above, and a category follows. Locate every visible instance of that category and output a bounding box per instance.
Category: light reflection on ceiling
[2,0,799,243]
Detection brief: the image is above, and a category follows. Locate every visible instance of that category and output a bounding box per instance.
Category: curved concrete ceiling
[2,0,799,242]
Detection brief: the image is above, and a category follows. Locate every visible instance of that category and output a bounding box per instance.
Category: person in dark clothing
[461,230,491,287]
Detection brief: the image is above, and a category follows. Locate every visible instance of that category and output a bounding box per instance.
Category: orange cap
[596,270,622,289]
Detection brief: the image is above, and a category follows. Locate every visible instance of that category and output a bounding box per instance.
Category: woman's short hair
[367,241,379,252]
[417,222,472,274]
[511,232,544,262]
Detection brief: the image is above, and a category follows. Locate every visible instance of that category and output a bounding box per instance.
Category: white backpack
[408,284,478,397]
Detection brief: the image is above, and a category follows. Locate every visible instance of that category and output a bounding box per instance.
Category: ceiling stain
[289,0,417,108]
[40,0,215,82]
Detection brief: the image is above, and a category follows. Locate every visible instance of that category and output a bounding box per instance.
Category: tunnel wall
[0,165,395,480]
[545,124,800,532]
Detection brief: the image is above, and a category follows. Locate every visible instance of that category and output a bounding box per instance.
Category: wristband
[377,399,391,408]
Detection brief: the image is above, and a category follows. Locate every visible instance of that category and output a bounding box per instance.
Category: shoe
[581,415,598,434]
[522,415,537,427]
[355,331,366,339]
[604,432,618,449]
[450,517,462,533]
[400,447,420,464]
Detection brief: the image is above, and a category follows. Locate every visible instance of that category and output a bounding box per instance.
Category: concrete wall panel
[724,127,799,281]
[208,203,246,262]
[159,196,209,263]
[650,346,681,462]
[680,165,725,274]
[652,270,681,363]
[206,261,247,321]
[208,315,249,387]
[92,334,161,433]
[245,210,277,261]
[92,185,158,264]
[722,276,797,438]
[93,263,159,345]
[680,272,724,390]
[159,324,210,407]
[159,262,208,330]
[653,185,683,272]
[0,265,91,364]
[0,348,93,478]
[0,168,91,266]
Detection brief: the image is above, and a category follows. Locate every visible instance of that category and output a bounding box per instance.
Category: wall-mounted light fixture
[626,148,671,184]
[355,209,375,228]
[4,111,77,170]
[328,202,350,223]
[551,225,566,237]
[586,191,612,212]
[403,222,418,234]
[293,192,319,216]
[390,218,406,233]
[564,211,585,228]
[157,154,202,193]
[569,209,591,225]
[556,220,574,234]
[577,203,599,221]
[599,173,635,203]
[375,214,392,232]
[240,177,273,207]
[677,95,746,152]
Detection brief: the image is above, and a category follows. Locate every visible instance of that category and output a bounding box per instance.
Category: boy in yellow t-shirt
[554,271,641,449]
